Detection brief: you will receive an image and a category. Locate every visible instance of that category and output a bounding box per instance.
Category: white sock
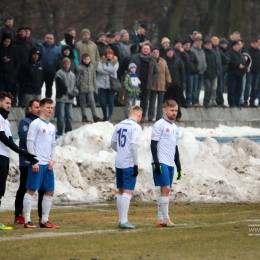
[120,193,132,224]
[159,196,169,222]
[41,195,53,224]
[116,194,122,223]
[157,195,163,222]
[23,193,33,223]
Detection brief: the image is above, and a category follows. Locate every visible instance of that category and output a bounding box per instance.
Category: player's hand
[177,170,183,180]
[48,160,55,170]
[153,162,162,175]
[18,149,39,165]
[132,165,138,177]
[32,163,39,173]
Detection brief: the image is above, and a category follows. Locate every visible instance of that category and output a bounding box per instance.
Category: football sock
[157,195,163,222]
[41,195,53,224]
[116,194,122,223]
[23,193,33,223]
[159,196,170,221]
[120,193,132,224]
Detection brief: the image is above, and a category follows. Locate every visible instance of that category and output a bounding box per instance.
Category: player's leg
[116,168,124,224]
[37,190,45,223]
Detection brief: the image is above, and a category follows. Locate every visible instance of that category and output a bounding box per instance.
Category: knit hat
[120,29,128,37]
[161,37,170,45]
[194,37,202,42]
[62,57,71,65]
[174,38,182,45]
[182,39,191,46]
[219,38,228,45]
[231,41,239,47]
[81,28,90,36]
[128,63,137,69]
[111,30,120,36]
[17,27,27,33]
[97,32,106,39]
[104,49,114,57]
[165,47,174,53]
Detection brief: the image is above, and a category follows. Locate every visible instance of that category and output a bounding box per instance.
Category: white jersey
[0,114,12,157]
[27,118,56,165]
[111,118,142,168]
[151,118,179,167]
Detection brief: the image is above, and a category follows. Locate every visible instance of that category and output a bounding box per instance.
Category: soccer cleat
[24,221,37,229]
[156,221,165,227]
[119,222,136,229]
[14,214,25,224]
[0,223,12,230]
[39,221,60,229]
[163,219,175,227]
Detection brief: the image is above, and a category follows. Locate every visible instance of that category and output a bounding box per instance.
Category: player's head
[28,99,41,117]
[39,98,54,118]
[163,100,178,121]
[129,105,143,123]
[0,92,13,112]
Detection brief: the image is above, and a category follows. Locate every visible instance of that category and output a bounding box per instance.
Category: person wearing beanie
[124,63,141,117]
[95,32,111,57]
[188,29,198,45]
[110,30,120,43]
[159,37,170,59]
[55,57,78,135]
[76,28,100,69]
[97,49,119,121]
[0,16,15,40]
[76,54,101,123]
[130,22,151,48]
[119,29,131,60]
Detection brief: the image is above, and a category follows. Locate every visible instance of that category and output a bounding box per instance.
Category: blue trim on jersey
[152,163,174,188]
[39,117,50,124]
[162,117,173,125]
[127,118,137,123]
[116,167,136,190]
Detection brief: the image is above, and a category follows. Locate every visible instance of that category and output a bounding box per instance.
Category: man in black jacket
[0,16,15,40]
[129,23,150,48]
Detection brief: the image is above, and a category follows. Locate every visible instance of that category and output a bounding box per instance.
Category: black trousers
[0,155,9,198]
[140,82,151,118]
[14,166,44,217]
[42,71,55,98]
[164,86,182,119]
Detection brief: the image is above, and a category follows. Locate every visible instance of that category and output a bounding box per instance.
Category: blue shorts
[116,167,136,190]
[152,163,174,188]
[26,164,55,191]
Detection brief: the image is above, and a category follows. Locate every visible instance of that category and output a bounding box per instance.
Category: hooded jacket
[18,46,43,95]
[0,33,20,82]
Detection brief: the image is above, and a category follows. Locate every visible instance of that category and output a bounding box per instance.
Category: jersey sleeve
[52,124,56,144]
[111,126,118,143]
[131,125,142,145]
[27,121,38,141]
[0,118,5,132]
[176,126,179,145]
[151,122,163,141]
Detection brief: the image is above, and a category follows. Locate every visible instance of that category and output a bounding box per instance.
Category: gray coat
[191,44,207,74]
[76,63,97,93]
[97,56,119,89]
[119,41,131,60]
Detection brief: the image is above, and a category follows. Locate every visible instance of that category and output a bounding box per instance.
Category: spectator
[112,31,121,43]
[40,34,61,98]
[119,29,131,61]
[148,47,171,121]
[203,39,218,108]
[164,47,185,122]
[55,57,78,135]
[227,31,241,50]
[76,54,101,122]
[191,37,207,106]
[182,39,198,107]
[25,27,38,46]
[131,44,158,122]
[95,32,110,58]
[243,39,260,107]
[97,49,119,121]
[0,16,15,39]
[227,41,247,107]
[121,44,139,74]
[19,47,43,114]
[0,33,19,93]
[159,37,170,59]
[188,29,198,45]
[129,22,150,48]
[76,28,100,69]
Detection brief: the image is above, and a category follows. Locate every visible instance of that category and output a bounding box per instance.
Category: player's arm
[150,123,162,174]
[27,140,39,172]
[110,128,118,151]
[174,146,183,180]
[18,120,28,146]
[131,126,142,177]
[48,129,56,170]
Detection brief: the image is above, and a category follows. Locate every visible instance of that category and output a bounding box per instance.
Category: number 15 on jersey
[117,128,127,147]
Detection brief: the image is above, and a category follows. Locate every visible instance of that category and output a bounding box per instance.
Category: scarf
[129,71,140,86]
[0,107,10,119]
[139,53,151,62]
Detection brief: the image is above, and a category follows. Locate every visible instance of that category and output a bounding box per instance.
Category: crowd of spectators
[1,16,260,133]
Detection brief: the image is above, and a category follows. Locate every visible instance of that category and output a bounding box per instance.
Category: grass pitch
[0,202,260,260]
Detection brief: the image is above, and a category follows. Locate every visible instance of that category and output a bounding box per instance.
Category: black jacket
[159,46,167,59]
[0,33,20,82]
[183,50,198,76]
[227,48,247,77]
[19,47,43,95]
[245,46,260,74]
[203,48,217,81]
[174,48,189,64]
[219,47,230,74]
[13,36,33,64]
[211,46,222,75]
[165,55,185,88]
[96,41,111,58]
[0,25,15,40]
[129,31,148,47]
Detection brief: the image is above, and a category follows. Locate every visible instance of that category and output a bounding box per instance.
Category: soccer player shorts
[26,164,55,191]
[116,167,136,190]
[152,163,174,187]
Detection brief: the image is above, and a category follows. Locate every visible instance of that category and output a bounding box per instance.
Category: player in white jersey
[150,100,183,227]
[0,92,38,230]
[23,98,60,229]
[111,105,143,229]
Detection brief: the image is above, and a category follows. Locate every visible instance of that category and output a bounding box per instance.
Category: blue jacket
[18,113,38,167]
[40,42,61,72]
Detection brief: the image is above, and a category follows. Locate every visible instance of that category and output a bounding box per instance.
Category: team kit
[0,93,182,230]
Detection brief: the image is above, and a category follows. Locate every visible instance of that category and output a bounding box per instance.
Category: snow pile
[2,123,260,209]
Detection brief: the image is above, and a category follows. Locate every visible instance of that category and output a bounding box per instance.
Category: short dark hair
[29,99,40,108]
[67,27,76,33]
[4,16,13,22]
[0,92,13,102]
[39,98,53,106]
[141,44,150,50]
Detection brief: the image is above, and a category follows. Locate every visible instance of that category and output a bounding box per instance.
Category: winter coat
[124,71,141,98]
[76,62,97,93]
[219,47,230,74]
[19,46,43,95]
[183,50,198,76]
[119,41,131,60]
[191,44,207,74]
[152,57,171,91]
[76,40,100,69]
[130,54,158,90]
[0,34,20,83]
[174,48,189,64]
[59,40,79,67]
[165,55,185,88]
[97,56,119,89]
[129,31,148,47]
[95,41,111,58]
[211,46,222,75]
[40,42,61,73]
[227,48,247,78]
[203,48,217,81]
[0,25,15,40]
[55,68,78,103]
[245,46,260,74]
[159,46,167,59]
[13,36,34,65]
